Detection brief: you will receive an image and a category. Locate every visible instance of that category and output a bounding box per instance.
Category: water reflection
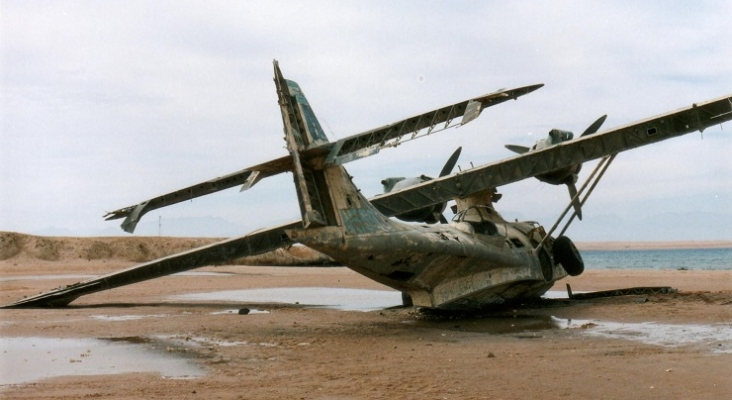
[562,318,732,353]
[0,336,204,386]
[412,314,732,353]
[171,287,402,311]
[172,287,730,353]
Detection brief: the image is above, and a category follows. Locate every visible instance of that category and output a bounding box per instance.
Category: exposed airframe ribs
[325,85,543,165]
[104,83,543,233]
[326,101,468,165]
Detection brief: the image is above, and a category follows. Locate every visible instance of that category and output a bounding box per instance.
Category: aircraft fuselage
[289,206,567,309]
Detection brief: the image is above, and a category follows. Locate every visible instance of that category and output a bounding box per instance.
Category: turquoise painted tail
[273,60,391,234]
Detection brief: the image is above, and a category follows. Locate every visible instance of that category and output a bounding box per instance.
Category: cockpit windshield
[452,206,503,236]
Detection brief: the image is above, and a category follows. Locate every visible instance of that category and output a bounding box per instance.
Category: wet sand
[1,256,730,399]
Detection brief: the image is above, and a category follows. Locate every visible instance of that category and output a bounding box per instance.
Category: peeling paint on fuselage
[288,217,567,309]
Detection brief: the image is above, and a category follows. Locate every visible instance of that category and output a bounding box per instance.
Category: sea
[580,247,731,271]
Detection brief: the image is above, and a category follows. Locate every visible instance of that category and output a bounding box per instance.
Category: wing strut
[557,154,617,237]
[533,154,616,253]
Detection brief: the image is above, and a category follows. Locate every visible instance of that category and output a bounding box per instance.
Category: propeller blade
[566,182,583,220]
[505,144,530,154]
[439,147,463,177]
[581,114,608,137]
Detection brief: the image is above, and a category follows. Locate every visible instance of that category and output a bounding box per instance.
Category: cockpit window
[453,206,502,236]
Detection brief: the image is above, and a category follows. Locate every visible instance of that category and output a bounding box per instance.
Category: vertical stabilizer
[273,61,328,148]
[274,60,331,228]
[273,61,391,235]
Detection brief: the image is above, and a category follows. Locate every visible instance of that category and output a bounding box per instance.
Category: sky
[1,0,731,241]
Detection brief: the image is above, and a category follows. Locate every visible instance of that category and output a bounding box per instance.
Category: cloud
[1,1,730,240]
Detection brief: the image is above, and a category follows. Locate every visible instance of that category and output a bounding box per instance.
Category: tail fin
[274,60,390,234]
[273,60,329,148]
[274,60,331,228]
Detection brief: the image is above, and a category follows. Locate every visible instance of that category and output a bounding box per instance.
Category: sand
[1,235,730,399]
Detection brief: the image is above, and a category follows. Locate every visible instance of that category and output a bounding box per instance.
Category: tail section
[274,60,331,228]
[273,60,329,148]
[273,60,391,234]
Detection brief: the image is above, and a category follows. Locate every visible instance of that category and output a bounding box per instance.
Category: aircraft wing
[106,84,543,233]
[104,155,294,233]
[324,84,544,165]
[2,221,301,308]
[371,94,732,216]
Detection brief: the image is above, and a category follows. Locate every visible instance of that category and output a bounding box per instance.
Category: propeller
[565,115,606,220]
[439,147,462,177]
[382,147,462,224]
[503,115,608,221]
[581,114,607,137]
[564,176,582,220]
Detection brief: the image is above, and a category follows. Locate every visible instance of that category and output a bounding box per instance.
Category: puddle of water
[542,290,571,299]
[411,314,731,353]
[90,314,170,322]
[171,287,402,311]
[0,337,204,386]
[561,318,732,353]
[169,288,578,311]
[165,286,729,353]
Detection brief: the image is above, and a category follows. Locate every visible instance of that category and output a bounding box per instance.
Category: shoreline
[575,240,732,251]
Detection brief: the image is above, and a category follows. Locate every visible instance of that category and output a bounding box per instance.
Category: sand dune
[0,231,334,266]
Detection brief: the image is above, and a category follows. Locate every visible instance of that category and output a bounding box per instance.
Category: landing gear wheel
[538,248,554,281]
[553,236,584,276]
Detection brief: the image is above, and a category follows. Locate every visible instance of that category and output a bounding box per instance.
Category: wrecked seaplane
[4,61,731,309]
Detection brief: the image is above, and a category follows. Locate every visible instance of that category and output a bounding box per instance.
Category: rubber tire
[553,236,584,276]
[401,292,414,307]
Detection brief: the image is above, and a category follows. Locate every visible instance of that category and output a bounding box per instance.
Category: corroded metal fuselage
[287,166,567,309]
[289,211,566,309]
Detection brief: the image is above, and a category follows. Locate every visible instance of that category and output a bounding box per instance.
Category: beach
[1,234,730,399]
